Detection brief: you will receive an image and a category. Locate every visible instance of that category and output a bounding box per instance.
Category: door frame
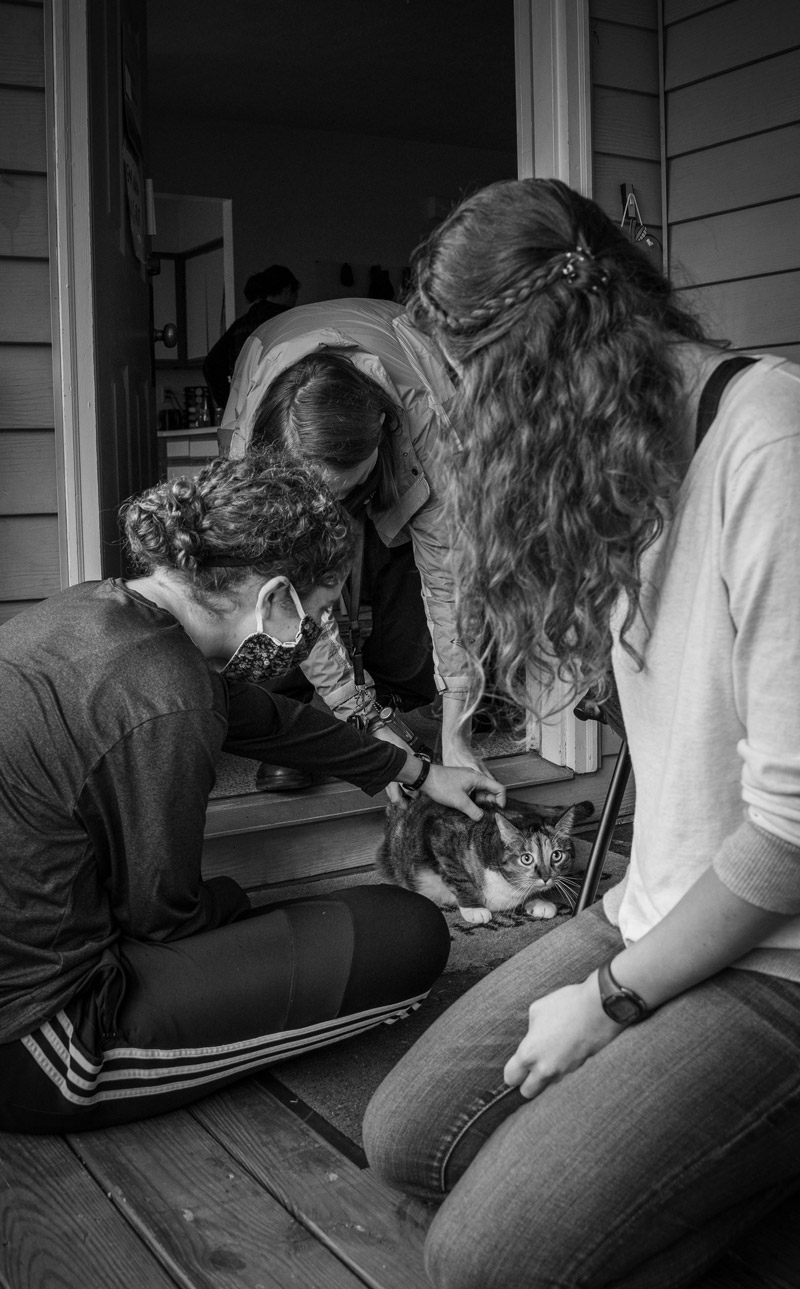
[515,0,598,770]
[45,0,102,584]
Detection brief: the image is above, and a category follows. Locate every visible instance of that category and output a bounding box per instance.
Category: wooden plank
[0,600,39,625]
[678,271,800,349]
[668,125,800,223]
[0,345,53,427]
[670,198,800,287]
[0,260,51,343]
[0,1,44,87]
[0,172,49,257]
[0,85,46,171]
[0,1131,176,1288]
[71,1111,365,1289]
[203,810,391,890]
[0,430,57,513]
[763,343,800,365]
[593,154,661,228]
[205,752,573,836]
[665,0,800,90]
[590,0,657,27]
[664,0,720,21]
[666,50,800,156]
[0,516,60,598]
[193,1079,434,1289]
[592,86,661,160]
[590,19,659,94]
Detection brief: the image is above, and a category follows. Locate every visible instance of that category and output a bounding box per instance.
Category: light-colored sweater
[604,355,800,981]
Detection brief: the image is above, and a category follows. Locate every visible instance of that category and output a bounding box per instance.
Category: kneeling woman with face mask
[0,453,504,1134]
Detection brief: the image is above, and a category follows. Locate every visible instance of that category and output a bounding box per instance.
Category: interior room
[145,0,519,440]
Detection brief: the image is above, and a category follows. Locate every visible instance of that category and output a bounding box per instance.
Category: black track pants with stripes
[0,885,450,1133]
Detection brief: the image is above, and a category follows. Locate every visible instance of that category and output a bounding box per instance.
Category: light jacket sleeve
[297,611,375,721]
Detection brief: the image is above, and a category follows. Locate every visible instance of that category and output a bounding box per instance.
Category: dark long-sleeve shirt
[0,580,406,1042]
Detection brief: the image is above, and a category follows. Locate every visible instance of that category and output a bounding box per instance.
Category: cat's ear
[495,811,524,845]
[552,800,592,839]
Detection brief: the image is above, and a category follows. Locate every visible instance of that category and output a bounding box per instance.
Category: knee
[339,884,451,1009]
[362,1073,420,1193]
[424,1201,506,1289]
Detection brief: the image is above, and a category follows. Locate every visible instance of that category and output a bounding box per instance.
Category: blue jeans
[363,906,800,1289]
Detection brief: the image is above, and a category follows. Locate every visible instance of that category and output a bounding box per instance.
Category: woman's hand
[420,763,506,819]
[503,974,623,1100]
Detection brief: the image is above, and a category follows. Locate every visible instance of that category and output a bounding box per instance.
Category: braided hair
[122,452,354,603]
[407,177,712,720]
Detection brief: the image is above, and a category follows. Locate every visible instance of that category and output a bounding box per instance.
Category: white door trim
[45,0,102,585]
[515,0,593,194]
[514,0,599,771]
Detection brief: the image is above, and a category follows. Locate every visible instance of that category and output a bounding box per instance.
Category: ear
[552,800,592,839]
[495,812,523,846]
[255,576,290,624]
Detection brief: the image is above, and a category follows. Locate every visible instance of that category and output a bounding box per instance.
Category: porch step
[201,752,573,893]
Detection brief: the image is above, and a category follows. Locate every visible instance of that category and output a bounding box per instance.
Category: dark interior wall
[148,115,517,317]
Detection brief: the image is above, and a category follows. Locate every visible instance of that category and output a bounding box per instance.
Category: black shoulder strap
[695,355,756,451]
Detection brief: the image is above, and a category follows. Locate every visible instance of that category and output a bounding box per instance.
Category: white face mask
[221,582,323,683]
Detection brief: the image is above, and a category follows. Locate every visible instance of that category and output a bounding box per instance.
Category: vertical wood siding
[0,0,59,624]
[589,0,663,251]
[664,0,800,362]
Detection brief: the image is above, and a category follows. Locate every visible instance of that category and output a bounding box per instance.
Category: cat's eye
[519,852,534,866]
[550,850,564,865]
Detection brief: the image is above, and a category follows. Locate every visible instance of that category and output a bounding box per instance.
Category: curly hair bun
[121,452,355,594]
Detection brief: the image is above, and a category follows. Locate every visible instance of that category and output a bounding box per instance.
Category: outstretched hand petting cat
[415,763,507,820]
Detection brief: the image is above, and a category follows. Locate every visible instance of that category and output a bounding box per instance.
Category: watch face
[603,992,645,1024]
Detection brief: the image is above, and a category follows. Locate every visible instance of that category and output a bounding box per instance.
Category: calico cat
[376,794,593,924]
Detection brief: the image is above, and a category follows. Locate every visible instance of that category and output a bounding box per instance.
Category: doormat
[252,835,629,1159]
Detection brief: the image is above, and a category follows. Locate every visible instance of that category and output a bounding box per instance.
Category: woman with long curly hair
[0,453,504,1134]
[363,179,800,1287]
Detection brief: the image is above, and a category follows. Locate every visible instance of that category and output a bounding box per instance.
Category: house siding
[0,0,60,624]
[589,0,662,245]
[664,0,800,360]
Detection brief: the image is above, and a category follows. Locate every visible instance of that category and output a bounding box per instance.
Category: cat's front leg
[458,905,493,924]
[524,898,558,920]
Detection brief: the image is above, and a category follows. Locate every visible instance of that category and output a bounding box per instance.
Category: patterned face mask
[222,581,323,683]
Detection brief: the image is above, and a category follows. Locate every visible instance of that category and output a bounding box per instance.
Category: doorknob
[153,322,178,348]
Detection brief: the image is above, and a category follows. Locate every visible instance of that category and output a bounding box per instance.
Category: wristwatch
[597,958,651,1025]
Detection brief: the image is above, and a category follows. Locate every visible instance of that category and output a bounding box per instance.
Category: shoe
[255,763,314,792]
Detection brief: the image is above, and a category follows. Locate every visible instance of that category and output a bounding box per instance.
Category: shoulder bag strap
[695,355,756,451]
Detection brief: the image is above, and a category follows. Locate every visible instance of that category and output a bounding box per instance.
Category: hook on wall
[620,183,662,252]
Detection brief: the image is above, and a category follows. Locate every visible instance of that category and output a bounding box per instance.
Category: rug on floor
[253,837,629,1151]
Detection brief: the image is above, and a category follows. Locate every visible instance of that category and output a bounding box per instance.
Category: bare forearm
[610,866,789,1008]
[441,691,474,764]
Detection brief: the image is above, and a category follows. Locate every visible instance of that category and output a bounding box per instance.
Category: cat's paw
[524,898,558,920]
[459,906,493,924]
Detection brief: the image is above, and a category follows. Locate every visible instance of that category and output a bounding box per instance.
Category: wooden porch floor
[4,1058,799,1289]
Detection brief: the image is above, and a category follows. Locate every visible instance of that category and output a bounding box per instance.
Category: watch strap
[406,753,431,792]
[597,957,650,1024]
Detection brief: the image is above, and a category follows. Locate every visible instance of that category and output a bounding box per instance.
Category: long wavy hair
[122,452,354,606]
[408,178,711,719]
[250,352,399,510]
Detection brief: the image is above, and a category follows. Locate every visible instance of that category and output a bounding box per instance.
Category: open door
[88,0,157,575]
[48,0,157,583]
